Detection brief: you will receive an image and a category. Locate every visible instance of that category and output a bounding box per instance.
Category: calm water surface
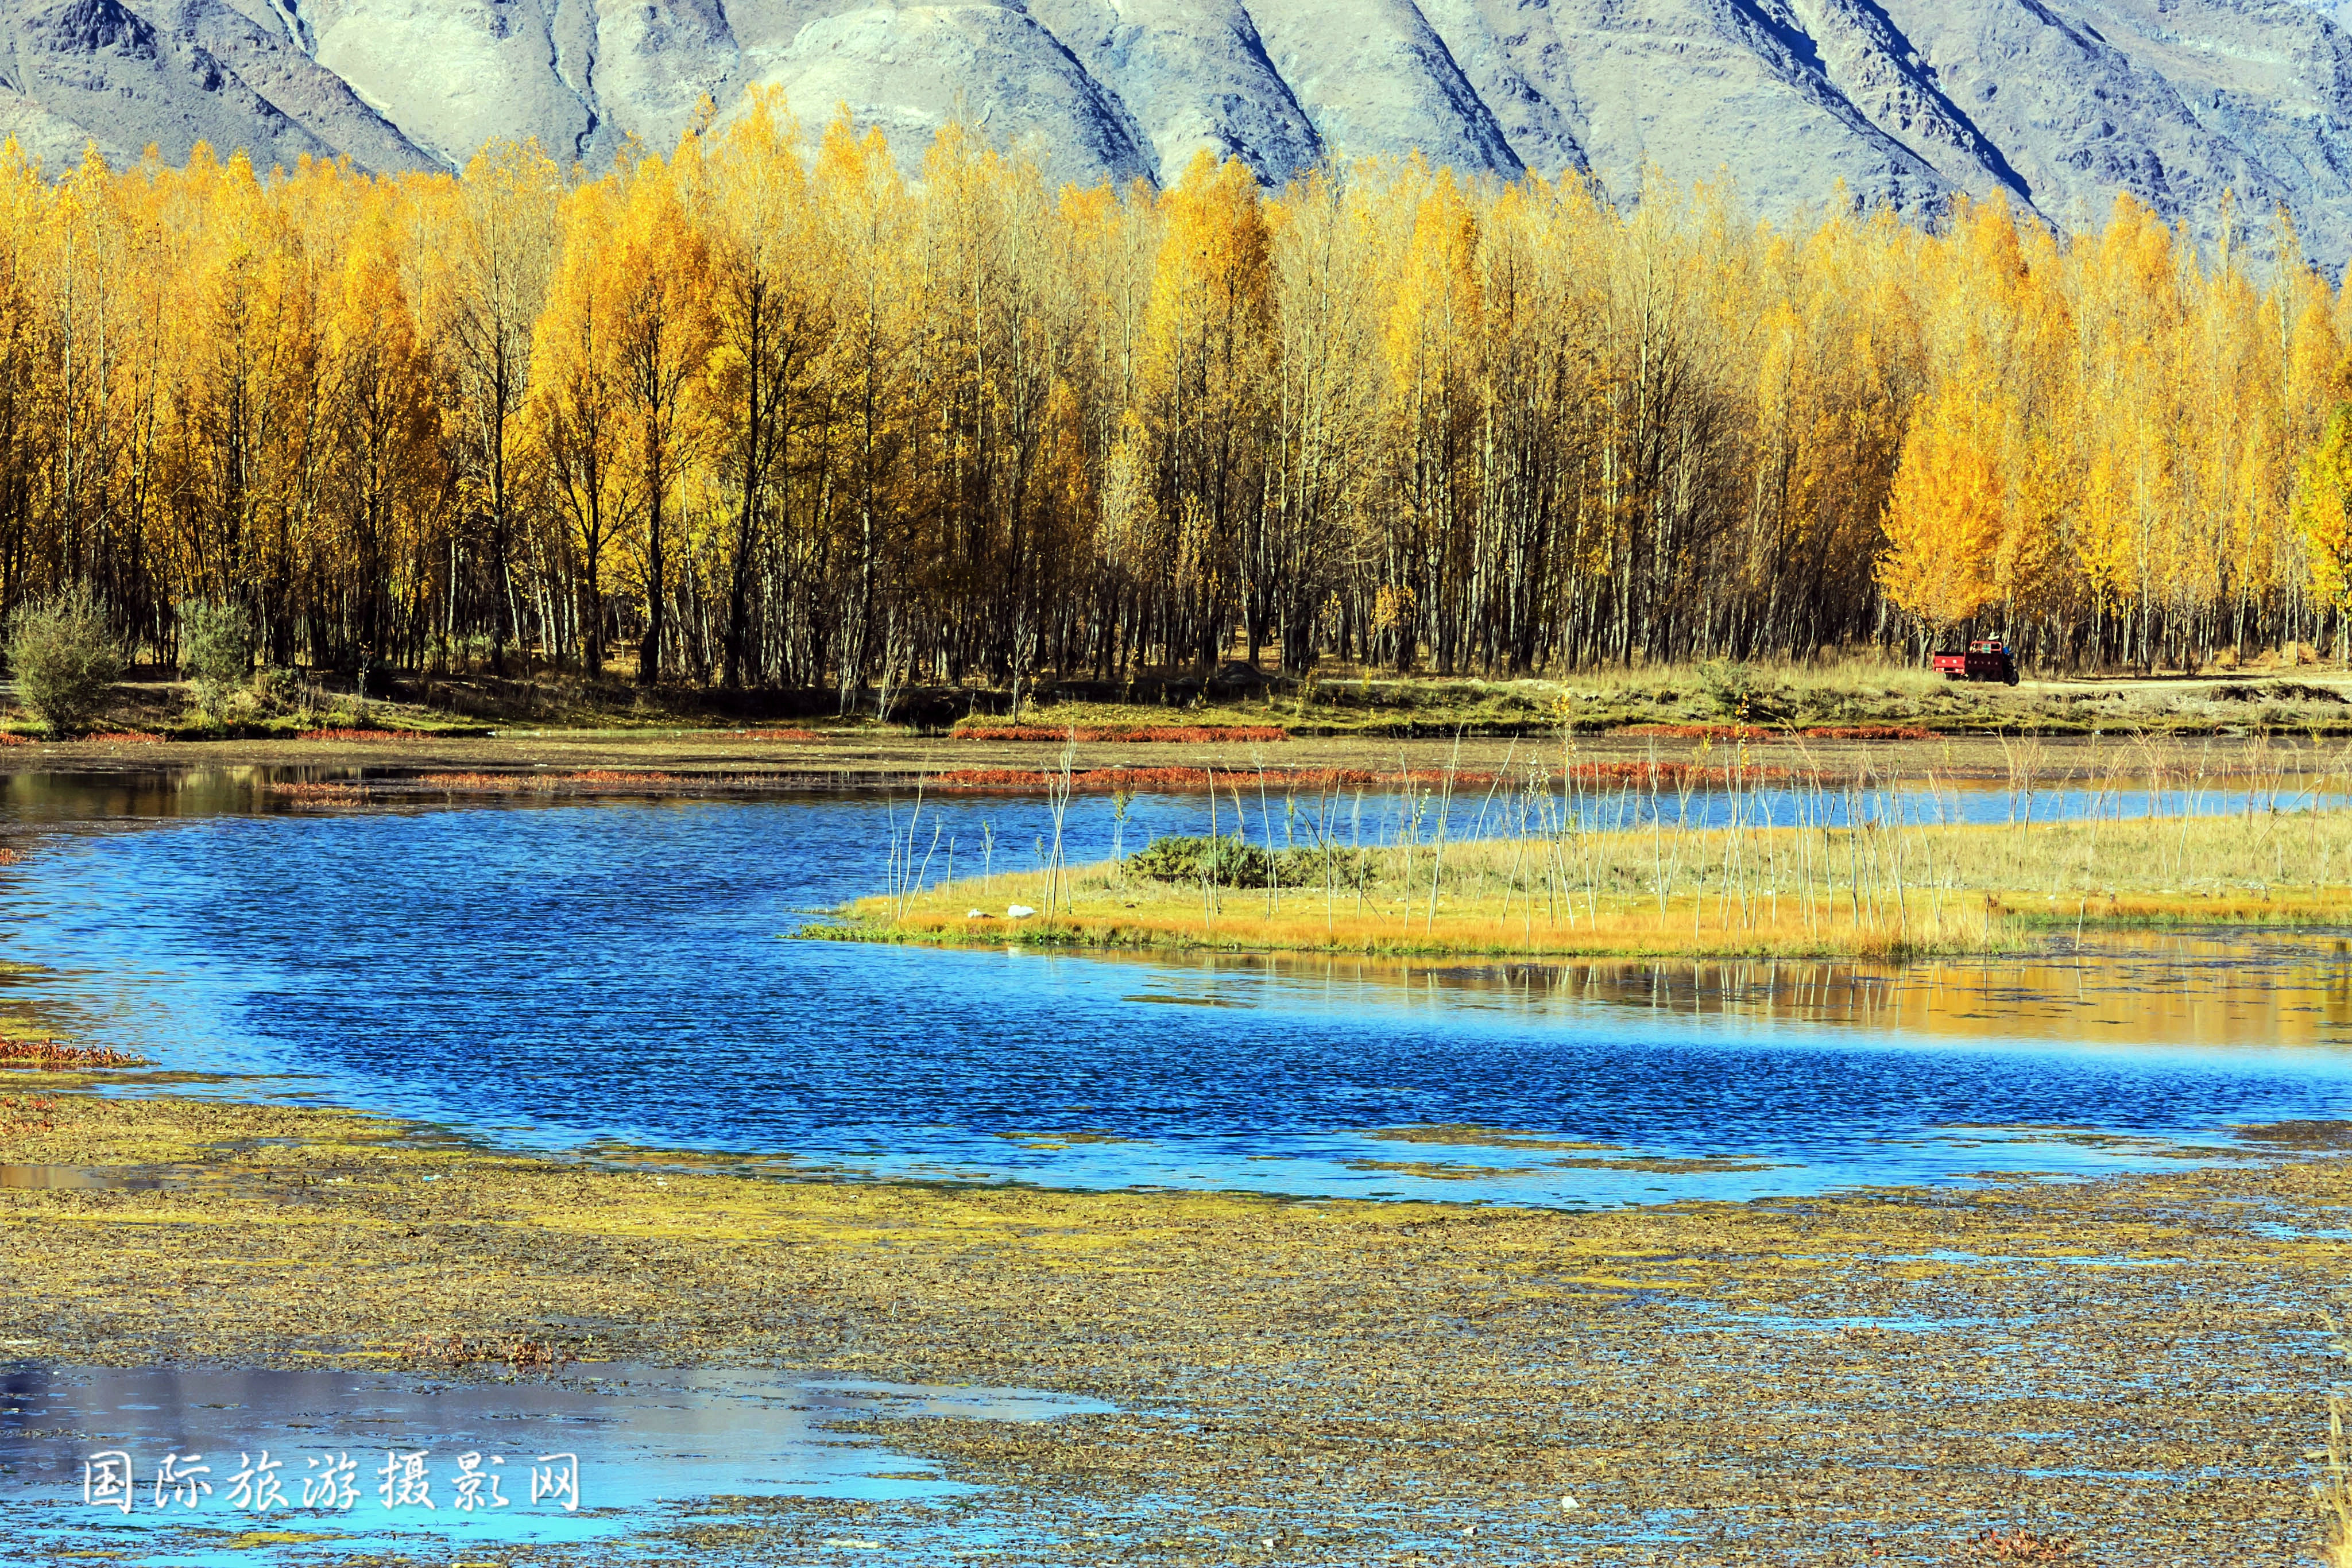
[5,769,2352,1206]
[0,1362,1109,1561]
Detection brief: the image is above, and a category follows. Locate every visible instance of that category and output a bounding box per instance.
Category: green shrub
[1126,834,1377,889]
[4,586,123,736]
[252,665,310,717]
[1696,659,1792,721]
[177,599,252,718]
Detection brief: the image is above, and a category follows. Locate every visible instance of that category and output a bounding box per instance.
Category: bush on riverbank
[5,587,124,737]
[176,599,252,721]
[1125,834,1378,889]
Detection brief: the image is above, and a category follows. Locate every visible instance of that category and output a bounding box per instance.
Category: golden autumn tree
[527,177,633,676]
[812,112,917,708]
[320,223,444,663]
[1060,173,1162,683]
[1262,164,1378,674]
[1877,381,2012,633]
[440,139,559,673]
[1131,150,1272,668]
[1379,167,1483,673]
[602,150,713,684]
[2294,403,2352,648]
[691,90,835,690]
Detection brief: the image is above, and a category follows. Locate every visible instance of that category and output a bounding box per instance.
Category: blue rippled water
[6,771,2352,1207]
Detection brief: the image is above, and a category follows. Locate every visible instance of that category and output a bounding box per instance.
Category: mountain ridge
[4,0,2352,263]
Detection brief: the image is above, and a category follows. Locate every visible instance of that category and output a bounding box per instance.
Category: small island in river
[819,746,2352,961]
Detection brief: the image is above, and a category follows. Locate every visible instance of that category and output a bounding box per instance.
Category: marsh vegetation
[844,734,2352,958]
[2,1085,2345,1565]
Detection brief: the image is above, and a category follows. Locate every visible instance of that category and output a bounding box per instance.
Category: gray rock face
[5,0,2352,264]
[0,0,439,172]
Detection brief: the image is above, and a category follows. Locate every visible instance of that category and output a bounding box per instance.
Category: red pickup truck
[1932,638,2020,685]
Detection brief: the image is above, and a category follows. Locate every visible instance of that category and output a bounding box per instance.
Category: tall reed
[865,734,2352,958]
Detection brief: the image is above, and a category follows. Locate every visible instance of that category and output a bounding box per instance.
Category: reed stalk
[856,744,2352,962]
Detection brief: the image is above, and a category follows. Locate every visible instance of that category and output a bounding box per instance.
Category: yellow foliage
[1877,381,2011,627]
[0,117,2336,686]
[2295,402,2352,617]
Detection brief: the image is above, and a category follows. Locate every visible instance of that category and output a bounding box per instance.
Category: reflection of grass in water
[1369,1124,1622,1152]
[1347,1153,1782,1177]
[1355,1128,1789,1178]
[835,806,2352,960]
[833,884,1999,961]
[1947,1125,2241,1156]
[1344,1158,1543,1180]
[1544,1155,1787,1174]
[994,1130,1133,1149]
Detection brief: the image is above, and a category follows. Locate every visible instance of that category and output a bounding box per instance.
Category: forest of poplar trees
[1,89,2347,700]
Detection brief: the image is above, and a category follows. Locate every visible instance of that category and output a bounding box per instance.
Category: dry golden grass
[874,891,1994,959]
[841,805,2352,959]
[1563,652,1952,706]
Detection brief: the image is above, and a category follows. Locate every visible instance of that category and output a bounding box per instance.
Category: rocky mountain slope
[3,0,2351,262]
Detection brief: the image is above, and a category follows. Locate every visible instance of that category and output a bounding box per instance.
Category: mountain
[4,0,2352,262]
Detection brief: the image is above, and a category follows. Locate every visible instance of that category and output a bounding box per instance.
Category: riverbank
[1,1078,2343,1565]
[3,723,2346,803]
[27,658,2352,749]
[822,808,2352,961]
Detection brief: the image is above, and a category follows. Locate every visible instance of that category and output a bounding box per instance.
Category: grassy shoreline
[21,656,2352,755]
[822,807,2352,961]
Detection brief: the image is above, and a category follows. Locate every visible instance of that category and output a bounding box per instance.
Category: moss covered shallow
[4,1087,2350,1563]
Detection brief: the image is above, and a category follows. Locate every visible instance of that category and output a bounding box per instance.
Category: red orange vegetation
[931,765,1484,793]
[0,1039,152,1068]
[266,781,370,800]
[1626,723,1931,742]
[928,760,1786,793]
[415,772,547,792]
[564,770,684,787]
[1803,725,1933,741]
[415,770,683,791]
[297,728,421,742]
[955,723,1289,744]
[0,1093,57,1135]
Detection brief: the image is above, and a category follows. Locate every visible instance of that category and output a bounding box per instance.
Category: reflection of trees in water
[1096,931,2352,1051]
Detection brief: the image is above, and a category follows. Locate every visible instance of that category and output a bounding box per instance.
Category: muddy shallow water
[5,771,2352,1207]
